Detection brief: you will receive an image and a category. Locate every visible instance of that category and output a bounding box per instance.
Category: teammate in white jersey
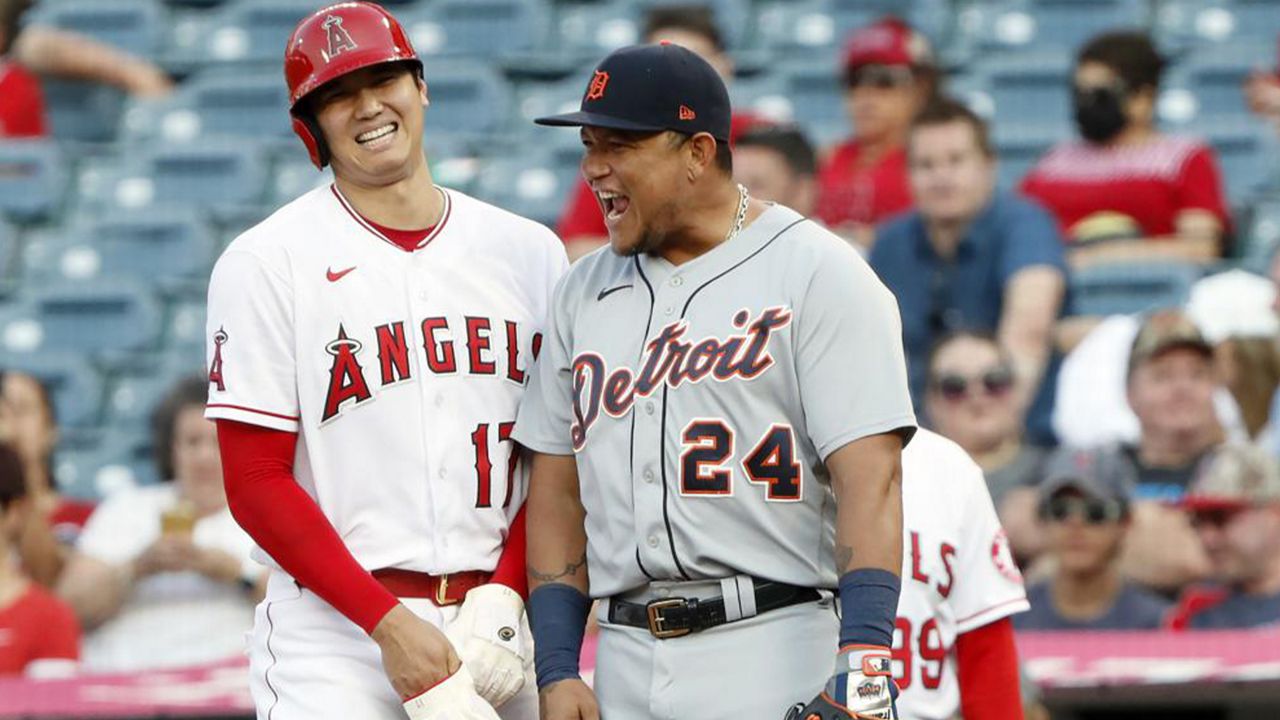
[895,429,1028,720]
[204,4,566,719]
[513,44,916,720]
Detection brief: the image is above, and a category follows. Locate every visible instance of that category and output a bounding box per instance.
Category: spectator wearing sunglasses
[1020,32,1229,268]
[1168,444,1280,630]
[814,17,939,249]
[871,99,1066,443]
[1015,448,1170,631]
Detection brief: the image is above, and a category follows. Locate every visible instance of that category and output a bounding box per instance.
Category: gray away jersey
[513,204,916,597]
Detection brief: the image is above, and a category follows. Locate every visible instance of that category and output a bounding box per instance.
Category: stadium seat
[268,155,333,207]
[756,0,840,56]
[777,59,845,128]
[1069,261,1203,317]
[0,221,15,284]
[472,149,578,228]
[419,60,513,137]
[635,0,751,50]
[991,123,1062,191]
[24,210,216,285]
[0,351,102,428]
[165,291,208,358]
[55,428,154,497]
[0,282,162,358]
[1241,199,1280,271]
[972,50,1074,129]
[39,80,127,144]
[970,0,1147,52]
[553,0,641,61]
[401,0,551,58]
[127,69,292,143]
[27,0,166,59]
[1162,43,1272,127]
[171,0,317,64]
[1198,123,1277,205]
[106,141,269,212]
[0,140,67,224]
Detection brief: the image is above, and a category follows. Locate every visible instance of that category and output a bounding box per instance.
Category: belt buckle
[435,574,454,606]
[646,598,692,639]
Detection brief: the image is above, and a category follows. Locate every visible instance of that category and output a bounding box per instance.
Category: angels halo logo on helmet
[284,1,423,168]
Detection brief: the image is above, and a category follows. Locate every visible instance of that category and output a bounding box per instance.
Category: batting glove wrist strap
[784,645,898,720]
[528,584,591,690]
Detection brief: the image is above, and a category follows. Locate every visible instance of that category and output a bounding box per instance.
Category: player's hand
[402,665,501,720]
[444,584,530,708]
[539,678,599,720]
[372,604,461,700]
[132,535,200,578]
[784,645,898,720]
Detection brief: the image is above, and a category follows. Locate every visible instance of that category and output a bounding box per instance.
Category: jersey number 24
[680,421,802,501]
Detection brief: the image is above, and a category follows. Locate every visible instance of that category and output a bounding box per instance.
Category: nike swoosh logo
[597,284,632,301]
[326,266,356,282]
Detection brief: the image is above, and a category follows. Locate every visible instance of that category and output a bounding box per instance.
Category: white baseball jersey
[205,183,567,575]
[513,203,916,597]
[894,429,1029,720]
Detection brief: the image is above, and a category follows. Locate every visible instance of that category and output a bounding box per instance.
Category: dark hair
[734,124,817,176]
[926,330,1013,380]
[0,0,34,55]
[909,97,994,157]
[1077,31,1166,92]
[643,4,724,51]
[150,375,210,483]
[0,442,25,511]
[0,369,59,489]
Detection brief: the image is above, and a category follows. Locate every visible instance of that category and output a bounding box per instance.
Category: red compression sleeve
[216,420,398,635]
[955,618,1024,720]
[490,504,528,599]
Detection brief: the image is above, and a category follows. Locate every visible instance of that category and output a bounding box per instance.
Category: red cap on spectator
[842,17,934,73]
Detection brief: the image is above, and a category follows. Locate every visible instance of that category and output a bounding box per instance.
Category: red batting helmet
[284,1,422,168]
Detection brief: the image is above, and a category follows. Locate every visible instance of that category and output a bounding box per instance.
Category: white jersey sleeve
[512,268,577,456]
[949,453,1029,633]
[792,240,916,460]
[204,245,300,432]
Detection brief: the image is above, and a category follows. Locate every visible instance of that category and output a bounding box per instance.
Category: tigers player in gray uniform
[512,44,917,720]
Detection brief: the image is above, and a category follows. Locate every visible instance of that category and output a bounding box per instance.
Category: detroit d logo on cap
[586,70,609,101]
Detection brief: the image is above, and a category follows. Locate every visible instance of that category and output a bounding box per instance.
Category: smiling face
[579,126,696,256]
[309,62,428,186]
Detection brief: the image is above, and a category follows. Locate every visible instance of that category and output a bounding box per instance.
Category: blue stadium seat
[0,352,102,428]
[756,1,840,56]
[0,221,15,283]
[0,282,161,358]
[1069,261,1203,317]
[1156,0,1280,51]
[1198,123,1277,205]
[165,292,208,357]
[991,123,1062,191]
[402,0,550,58]
[553,0,641,61]
[1163,43,1272,127]
[55,428,154,497]
[39,81,126,143]
[109,142,269,211]
[730,71,795,123]
[1242,199,1280,270]
[972,50,1074,128]
[516,75,593,130]
[636,0,751,50]
[27,0,166,59]
[420,60,513,137]
[173,0,316,64]
[128,70,292,143]
[778,59,844,128]
[972,0,1147,52]
[472,149,577,228]
[0,140,67,224]
[24,210,216,284]
[268,156,333,207]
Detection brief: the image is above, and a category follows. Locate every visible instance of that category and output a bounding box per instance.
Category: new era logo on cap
[679,105,696,120]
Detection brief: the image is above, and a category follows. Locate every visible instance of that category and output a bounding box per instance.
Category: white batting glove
[444,583,529,709]
[402,665,501,720]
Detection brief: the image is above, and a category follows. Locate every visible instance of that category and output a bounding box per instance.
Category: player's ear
[418,77,429,107]
[685,132,718,181]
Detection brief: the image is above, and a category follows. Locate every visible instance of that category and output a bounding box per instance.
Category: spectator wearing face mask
[1015,448,1170,630]
[1020,32,1230,268]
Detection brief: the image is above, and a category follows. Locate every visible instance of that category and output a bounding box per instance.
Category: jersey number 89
[679,420,802,501]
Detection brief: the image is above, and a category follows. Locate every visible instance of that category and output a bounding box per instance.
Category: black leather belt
[607,580,821,639]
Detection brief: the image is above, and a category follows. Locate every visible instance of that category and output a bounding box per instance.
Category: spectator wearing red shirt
[555,4,763,260]
[0,0,47,137]
[0,371,95,588]
[1020,32,1230,268]
[0,442,79,677]
[814,17,938,250]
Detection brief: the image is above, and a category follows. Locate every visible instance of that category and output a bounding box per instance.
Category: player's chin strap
[783,645,898,720]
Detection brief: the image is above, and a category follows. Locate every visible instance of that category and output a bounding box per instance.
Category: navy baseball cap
[535,43,732,143]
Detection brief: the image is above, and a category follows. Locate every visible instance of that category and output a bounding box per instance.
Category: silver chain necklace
[725,183,749,243]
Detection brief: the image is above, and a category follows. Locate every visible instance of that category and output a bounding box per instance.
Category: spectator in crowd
[1168,444,1280,629]
[923,332,1050,562]
[1015,447,1170,630]
[871,98,1066,441]
[0,370,94,588]
[0,0,172,138]
[0,442,79,676]
[1021,32,1230,267]
[56,377,264,673]
[815,16,938,249]
[732,123,818,216]
[1244,40,1280,135]
[554,3,761,260]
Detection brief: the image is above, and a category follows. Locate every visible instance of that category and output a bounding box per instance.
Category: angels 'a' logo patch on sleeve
[208,327,229,391]
[990,528,1022,583]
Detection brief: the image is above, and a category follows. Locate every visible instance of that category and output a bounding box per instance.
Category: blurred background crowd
[1,0,1280,693]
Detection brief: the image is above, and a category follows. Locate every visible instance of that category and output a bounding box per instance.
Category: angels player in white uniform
[204,4,565,719]
[895,429,1029,720]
